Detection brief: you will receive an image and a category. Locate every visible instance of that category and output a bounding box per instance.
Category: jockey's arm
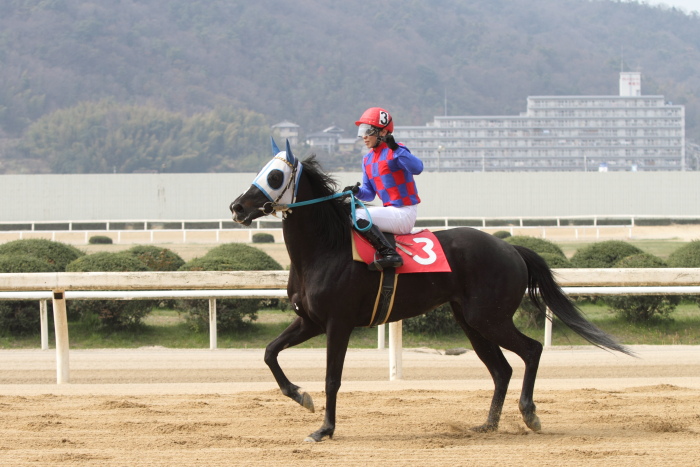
[389,145,423,175]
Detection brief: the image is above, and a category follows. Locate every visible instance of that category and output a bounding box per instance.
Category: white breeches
[356,204,418,235]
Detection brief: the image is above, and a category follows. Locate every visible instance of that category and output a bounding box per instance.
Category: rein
[267,191,373,232]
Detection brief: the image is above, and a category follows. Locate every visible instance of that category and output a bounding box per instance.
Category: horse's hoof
[303,431,325,442]
[301,392,315,413]
[470,423,497,433]
[523,413,541,432]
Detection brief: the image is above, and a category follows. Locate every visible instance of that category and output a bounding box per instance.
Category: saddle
[352,229,452,327]
[351,229,452,274]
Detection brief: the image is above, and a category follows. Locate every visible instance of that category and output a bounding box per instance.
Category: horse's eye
[267,169,284,189]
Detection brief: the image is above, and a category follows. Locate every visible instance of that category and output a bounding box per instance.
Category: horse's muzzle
[229,201,250,225]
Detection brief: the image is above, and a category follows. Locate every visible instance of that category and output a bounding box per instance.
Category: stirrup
[368,254,403,272]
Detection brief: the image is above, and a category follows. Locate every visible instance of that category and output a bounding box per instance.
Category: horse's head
[230,138,303,225]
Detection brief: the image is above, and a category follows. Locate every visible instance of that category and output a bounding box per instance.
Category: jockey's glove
[383,134,399,151]
[343,182,360,195]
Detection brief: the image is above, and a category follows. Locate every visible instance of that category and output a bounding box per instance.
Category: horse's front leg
[304,323,353,443]
[264,316,322,412]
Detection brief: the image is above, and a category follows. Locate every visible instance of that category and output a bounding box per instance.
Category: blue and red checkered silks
[356,142,422,207]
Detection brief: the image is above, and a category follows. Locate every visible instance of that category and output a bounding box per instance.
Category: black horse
[230,141,632,442]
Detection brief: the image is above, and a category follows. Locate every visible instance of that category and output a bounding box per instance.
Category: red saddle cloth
[351,229,452,274]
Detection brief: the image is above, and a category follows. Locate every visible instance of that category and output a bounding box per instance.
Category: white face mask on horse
[251,138,303,214]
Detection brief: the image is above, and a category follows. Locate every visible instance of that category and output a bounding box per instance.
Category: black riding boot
[355,219,403,271]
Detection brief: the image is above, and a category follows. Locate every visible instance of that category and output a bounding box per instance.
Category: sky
[628,0,700,13]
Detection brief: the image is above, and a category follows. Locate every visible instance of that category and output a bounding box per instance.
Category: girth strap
[368,269,398,327]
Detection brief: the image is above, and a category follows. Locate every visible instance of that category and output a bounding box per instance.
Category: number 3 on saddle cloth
[351,229,452,327]
[351,229,452,274]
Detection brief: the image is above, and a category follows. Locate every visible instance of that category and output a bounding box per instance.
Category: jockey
[344,107,424,271]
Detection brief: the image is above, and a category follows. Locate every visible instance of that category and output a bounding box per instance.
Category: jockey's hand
[383,134,399,151]
[343,182,360,195]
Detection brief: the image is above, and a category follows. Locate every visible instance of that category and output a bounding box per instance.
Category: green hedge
[191,243,282,270]
[65,252,154,329]
[504,236,566,258]
[176,243,283,332]
[570,240,643,268]
[605,254,679,322]
[667,240,700,267]
[0,239,84,271]
[126,245,185,271]
[539,252,572,268]
[0,254,59,336]
[403,304,460,335]
[88,235,113,244]
[67,252,150,272]
[492,230,512,239]
[252,232,275,243]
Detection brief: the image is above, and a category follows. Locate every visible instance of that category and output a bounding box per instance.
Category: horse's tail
[513,245,635,357]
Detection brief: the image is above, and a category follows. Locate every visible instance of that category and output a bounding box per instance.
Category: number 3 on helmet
[355,107,394,133]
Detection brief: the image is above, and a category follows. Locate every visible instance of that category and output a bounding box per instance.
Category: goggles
[357,123,380,138]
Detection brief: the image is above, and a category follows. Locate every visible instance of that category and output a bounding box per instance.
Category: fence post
[377,324,385,349]
[389,321,402,380]
[209,298,217,350]
[40,299,49,350]
[51,290,70,383]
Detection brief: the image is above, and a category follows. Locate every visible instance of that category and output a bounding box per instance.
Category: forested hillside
[1,0,699,173]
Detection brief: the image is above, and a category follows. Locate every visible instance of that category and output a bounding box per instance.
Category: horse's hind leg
[504,329,543,432]
[264,316,323,412]
[462,310,543,432]
[454,311,513,432]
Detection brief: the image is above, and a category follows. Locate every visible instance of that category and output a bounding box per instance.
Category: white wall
[2,171,699,222]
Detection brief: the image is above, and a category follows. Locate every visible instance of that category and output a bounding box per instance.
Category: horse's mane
[299,155,352,250]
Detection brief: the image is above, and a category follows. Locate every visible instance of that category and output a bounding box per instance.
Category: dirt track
[0,345,699,466]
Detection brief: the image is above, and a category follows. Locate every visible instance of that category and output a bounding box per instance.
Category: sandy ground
[0,345,699,466]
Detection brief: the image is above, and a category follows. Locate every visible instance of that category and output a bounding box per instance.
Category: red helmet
[355,107,394,133]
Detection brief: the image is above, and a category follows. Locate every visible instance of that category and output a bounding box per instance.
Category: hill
[1,0,699,173]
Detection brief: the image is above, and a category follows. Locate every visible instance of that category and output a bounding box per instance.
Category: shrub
[65,252,154,329]
[199,243,282,270]
[88,235,113,244]
[492,230,511,239]
[124,246,185,309]
[0,254,58,336]
[0,254,60,273]
[176,298,260,332]
[403,303,461,335]
[539,252,572,268]
[0,239,84,271]
[126,245,185,271]
[504,236,566,258]
[67,252,150,272]
[516,297,546,328]
[252,232,275,243]
[666,241,700,309]
[570,240,644,268]
[605,253,679,323]
[176,243,282,332]
[667,240,700,267]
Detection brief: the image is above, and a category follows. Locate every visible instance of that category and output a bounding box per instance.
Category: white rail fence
[2,269,700,384]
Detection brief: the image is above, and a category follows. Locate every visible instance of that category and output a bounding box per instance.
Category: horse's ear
[271,137,281,156]
[285,139,297,165]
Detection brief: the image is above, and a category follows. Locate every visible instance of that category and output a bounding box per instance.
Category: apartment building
[393,72,685,172]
